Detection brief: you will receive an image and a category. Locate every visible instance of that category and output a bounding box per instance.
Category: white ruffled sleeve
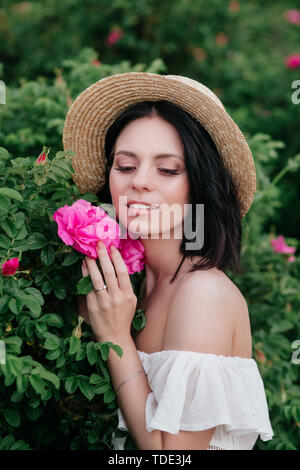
[116,349,274,450]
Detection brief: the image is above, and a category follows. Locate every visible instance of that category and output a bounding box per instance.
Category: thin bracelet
[115,369,144,392]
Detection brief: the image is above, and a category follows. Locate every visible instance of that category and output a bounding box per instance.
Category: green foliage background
[0,0,300,450]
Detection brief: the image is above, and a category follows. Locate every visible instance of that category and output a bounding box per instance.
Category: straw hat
[62,72,256,218]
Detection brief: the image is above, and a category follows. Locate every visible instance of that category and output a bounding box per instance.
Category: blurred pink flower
[215,33,228,46]
[92,59,101,66]
[105,28,123,46]
[228,1,240,12]
[284,9,300,25]
[1,258,19,276]
[285,53,300,69]
[270,235,296,254]
[288,255,296,263]
[53,199,144,274]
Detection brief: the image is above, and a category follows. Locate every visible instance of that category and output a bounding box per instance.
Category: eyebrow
[114,150,185,162]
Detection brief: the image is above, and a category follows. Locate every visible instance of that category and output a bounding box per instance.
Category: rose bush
[0,144,146,450]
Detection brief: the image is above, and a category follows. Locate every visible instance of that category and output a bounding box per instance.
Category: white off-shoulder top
[111,349,274,450]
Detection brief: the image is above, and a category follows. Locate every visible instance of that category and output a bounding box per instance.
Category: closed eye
[114,167,180,175]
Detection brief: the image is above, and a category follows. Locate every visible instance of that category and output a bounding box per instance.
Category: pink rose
[53,199,120,258]
[1,258,19,276]
[53,199,145,274]
[118,236,145,275]
[270,235,296,254]
[285,53,300,69]
[284,9,300,25]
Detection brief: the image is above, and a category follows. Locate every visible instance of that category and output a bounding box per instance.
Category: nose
[130,164,154,192]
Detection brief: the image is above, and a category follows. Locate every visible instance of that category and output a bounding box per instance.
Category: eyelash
[114,167,179,175]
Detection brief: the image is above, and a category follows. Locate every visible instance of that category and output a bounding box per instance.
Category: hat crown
[165,75,225,111]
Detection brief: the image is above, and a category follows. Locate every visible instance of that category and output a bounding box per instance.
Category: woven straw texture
[62,72,256,218]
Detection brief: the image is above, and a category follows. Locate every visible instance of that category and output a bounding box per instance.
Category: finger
[81,258,89,277]
[95,242,119,293]
[109,245,134,292]
[85,256,109,296]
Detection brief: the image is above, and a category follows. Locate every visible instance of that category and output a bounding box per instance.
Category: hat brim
[62,72,256,218]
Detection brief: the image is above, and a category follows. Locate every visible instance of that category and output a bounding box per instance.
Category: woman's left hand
[81,241,137,343]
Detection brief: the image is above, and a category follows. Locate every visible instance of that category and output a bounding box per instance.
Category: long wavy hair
[96,100,243,283]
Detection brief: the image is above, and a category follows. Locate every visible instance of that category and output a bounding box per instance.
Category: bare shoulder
[183,269,250,320]
[164,268,252,358]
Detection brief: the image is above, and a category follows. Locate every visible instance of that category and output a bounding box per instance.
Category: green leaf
[41,245,55,266]
[8,297,24,315]
[35,322,47,336]
[1,217,17,238]
[69,336,81,355]
[271,320,294,334]
[77,275,93,295]
[89,373,103,385]
[0,193,10,213]
[62,251,82,266]
[0,435,15,450]
[14,212,25,229]
[24,287,44,305]
[15,224,28,241]
[2,409,21,427]
[16,375,28,394]
[78,379,95,401]
[0,188,23,203]
[10,440,30,450]
[11,391,24,403]
[11,239,30,251]
[109,344,123,358]
[86,342,98,365]
[27,233,47,250]
[56,353,65,368]
[103,389,116,404]
[99,343,110,361]
[65,376,78,394]
[45,349,61,360]
[94,383,110,394]
[39,314,63,328]
[33,368,60,390]
[44,335,60,351]
[0,234,11,249]
[3,337,22,354]
[7,355,23,376]
[75,346,86,361]
[22,297,41,318]
[29,375,46,394]
[0,147,10,160]
[41,280,52,295]
[25,405,40,421]
[0,297,9,313]
[53,283,66,299]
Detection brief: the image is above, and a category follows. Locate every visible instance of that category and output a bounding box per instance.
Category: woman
[63,72,274,450]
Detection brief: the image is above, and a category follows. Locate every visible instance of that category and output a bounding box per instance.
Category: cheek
[109,174,125,207]
[166,176,190,206]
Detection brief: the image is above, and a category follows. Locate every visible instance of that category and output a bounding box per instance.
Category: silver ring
[94,284,107,292]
